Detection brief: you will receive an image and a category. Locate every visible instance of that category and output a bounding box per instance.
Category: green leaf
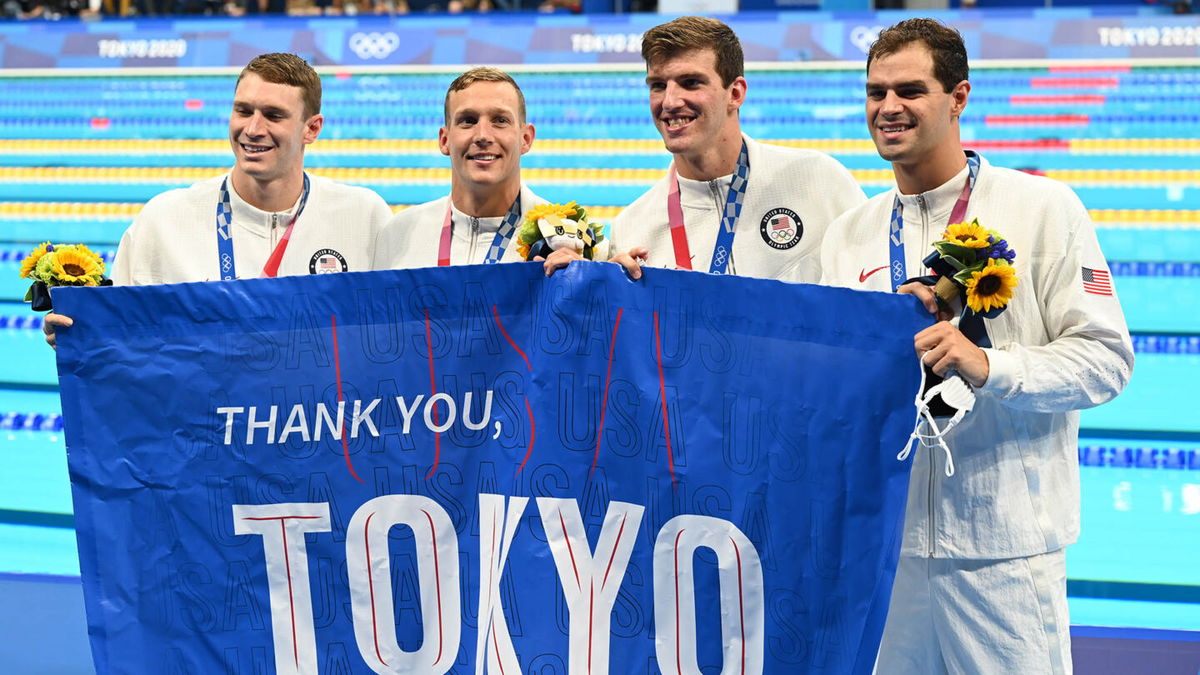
[953,263,986,285]
[930,242,978,268]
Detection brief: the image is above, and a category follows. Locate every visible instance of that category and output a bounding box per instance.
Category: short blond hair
[444,67,527,123]
[237,53,322,118]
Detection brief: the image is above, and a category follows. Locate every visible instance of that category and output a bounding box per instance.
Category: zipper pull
[917,194,927,211]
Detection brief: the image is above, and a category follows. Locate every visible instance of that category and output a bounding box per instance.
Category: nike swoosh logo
[859,265,888,283]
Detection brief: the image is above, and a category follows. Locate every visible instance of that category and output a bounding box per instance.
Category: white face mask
[897,364,976,477]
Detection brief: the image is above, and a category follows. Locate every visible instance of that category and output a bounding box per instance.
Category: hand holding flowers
[19,242,110,311]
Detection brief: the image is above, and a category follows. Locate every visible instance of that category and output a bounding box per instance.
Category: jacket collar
[895,155,985,221]
[226,172,305,240]
[672,134,755,209]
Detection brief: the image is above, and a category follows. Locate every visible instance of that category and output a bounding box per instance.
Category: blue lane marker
[0,412,63,432]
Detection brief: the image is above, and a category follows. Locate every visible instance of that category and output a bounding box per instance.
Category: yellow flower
[72,244,107,272]
[51,248,104,284]
[525,201,580,224]
[965,259,1019,313]
[943,220,991,249]
[19,242,51,278]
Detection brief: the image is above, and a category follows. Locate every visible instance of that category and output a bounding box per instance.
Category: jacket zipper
[708,179,731,273]
[916,193,938,558]
[468,216,480,264]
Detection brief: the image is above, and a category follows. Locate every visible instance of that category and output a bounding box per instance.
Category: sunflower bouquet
[922,219,1018,319]
[516,202,607,261]
[19,242,109,311]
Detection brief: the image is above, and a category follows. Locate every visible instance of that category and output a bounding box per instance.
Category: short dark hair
[444,67,527,124]
[867,18,968,93]
[237,53,322,118]
[641,16,744,89]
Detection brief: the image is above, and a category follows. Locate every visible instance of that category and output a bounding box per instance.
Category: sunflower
[51,247,104,285]
[525,201,581,224]
[71,244,107,272]
[943,220,991,249]
[19,242,52,278]
[965,259,1019,314]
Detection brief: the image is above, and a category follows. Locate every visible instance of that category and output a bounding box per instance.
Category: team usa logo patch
[759,208,803,250]
[309,249,348,274]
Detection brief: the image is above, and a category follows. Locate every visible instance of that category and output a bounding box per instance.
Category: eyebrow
[866,79,930,90]
[232,100,290,114]
[456,106,516,116]
[645,71,707,85]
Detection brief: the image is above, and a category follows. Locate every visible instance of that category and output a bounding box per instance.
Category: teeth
[882,125,910,133]
[241,144,270,154]
[470,154,498,160]
[665,117,694,129]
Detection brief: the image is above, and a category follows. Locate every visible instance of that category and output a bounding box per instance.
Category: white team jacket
[611,135,865,282]
[372,184,547,269]
[821,158,1134,559]
[112,172,392,285]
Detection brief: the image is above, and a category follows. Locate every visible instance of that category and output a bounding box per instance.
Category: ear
[438,126,450,157]
[303,114,324,145]
[950,80,970,119]
[728,76,748,113]
[520,122,536,155]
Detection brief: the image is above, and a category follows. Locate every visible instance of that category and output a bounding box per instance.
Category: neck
[675,123,743,181]
[893,141,968,195]
[451,179,520,218]
[230,168,305,212]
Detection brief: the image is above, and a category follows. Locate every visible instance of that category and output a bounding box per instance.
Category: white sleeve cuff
[978,347,1017,396]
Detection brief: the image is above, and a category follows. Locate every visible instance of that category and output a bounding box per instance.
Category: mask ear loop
[899,356,960,477]
[898,356,928,464]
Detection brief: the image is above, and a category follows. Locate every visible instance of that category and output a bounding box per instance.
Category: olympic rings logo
[349,32,401,60]
[850,26,884,55]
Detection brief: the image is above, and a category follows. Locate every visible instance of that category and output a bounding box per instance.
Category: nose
[661,81,685,111]
[472,120,494,146]
[244,110,265,137]
[879,90,904,116]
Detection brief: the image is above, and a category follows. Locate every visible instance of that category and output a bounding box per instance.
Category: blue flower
[988,239,1016,264]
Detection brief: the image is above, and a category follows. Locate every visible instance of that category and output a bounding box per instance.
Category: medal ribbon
[887,152,981,290]
[666,140,750,274]
[215,173,311,280]
[437,193,523,266]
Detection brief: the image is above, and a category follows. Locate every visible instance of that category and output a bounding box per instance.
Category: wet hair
[867,18,968,93]
[641,16,744,89]
[237,53,322,118]
[444,67,527,124]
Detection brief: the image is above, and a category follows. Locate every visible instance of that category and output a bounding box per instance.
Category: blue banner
[55,263,923,674]
[1,8,1195,69]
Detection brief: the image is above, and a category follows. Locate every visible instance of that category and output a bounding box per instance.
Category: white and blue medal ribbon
[438,192,522,266]
[216,177,236,280]
[215,173,311,280]
[485,194,523,264]
[887,151,981,290]
[709,140,751,275]
[666,140,751,274]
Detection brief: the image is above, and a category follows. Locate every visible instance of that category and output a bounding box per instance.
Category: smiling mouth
[663,116,696,130]
[240,143,272,155]
[468,153,499,161]
[879,124,913,134]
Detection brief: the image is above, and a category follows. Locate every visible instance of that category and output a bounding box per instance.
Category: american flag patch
[1082,267,1113,295]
